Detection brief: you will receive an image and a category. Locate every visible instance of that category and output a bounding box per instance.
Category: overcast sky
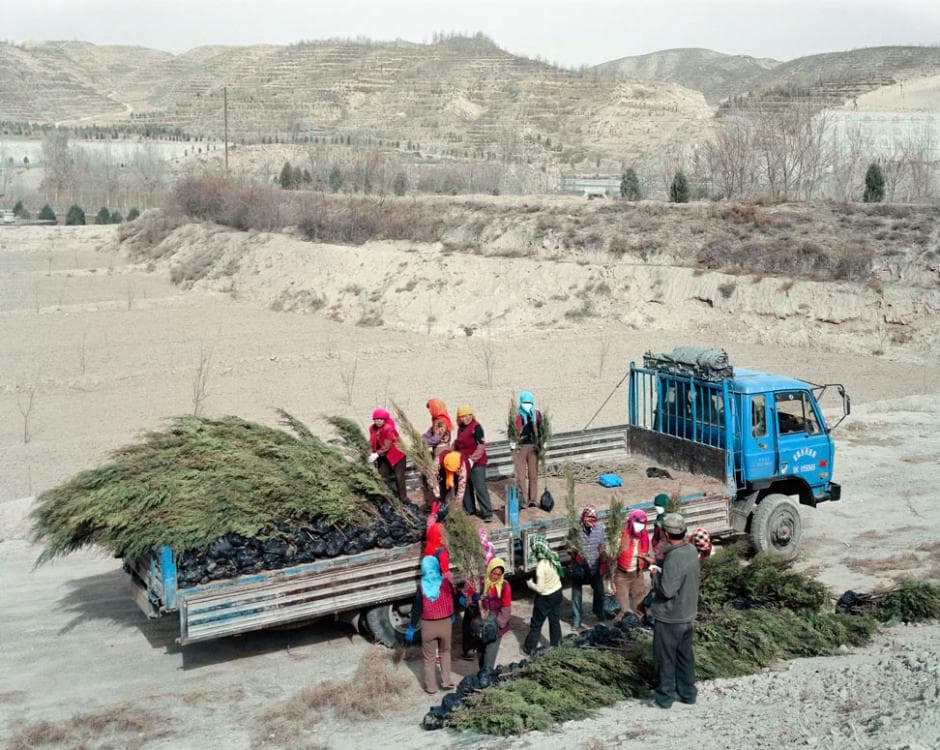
[7,0,939,65]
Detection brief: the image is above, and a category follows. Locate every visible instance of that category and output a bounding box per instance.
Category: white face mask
[522,403,534,412]
[655,506,665,516]
[633,522,645,534]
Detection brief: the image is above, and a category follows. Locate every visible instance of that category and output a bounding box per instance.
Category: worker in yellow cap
[453,406,493,521]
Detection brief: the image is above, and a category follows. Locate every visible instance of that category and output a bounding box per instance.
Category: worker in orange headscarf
[423,398,454,458]
[438,450,469,509]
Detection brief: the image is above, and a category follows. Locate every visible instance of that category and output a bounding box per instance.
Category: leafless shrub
[17,386,36,444]
[338,348,359,405]
[191,343,212,416]
[472,336,497,388]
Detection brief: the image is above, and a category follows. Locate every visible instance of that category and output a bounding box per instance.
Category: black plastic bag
[470,617,499,644]
[539,488,554,512]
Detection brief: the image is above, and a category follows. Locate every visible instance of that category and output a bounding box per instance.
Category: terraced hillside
[593,47,781,104]
[0,36,710,166]
[595,45,940,107]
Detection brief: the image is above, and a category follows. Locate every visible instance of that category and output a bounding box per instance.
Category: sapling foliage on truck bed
[30,411,398,563]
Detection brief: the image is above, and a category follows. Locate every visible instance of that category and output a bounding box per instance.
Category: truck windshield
[775,392,821,435]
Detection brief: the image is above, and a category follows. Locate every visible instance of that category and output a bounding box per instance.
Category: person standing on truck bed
[424,398,454,457]
[368,408,409,503]
[570,505,607,630]
[438,450,469,509]
[649,513,700,710]
[454,405,493,521]
[511,390,543,508]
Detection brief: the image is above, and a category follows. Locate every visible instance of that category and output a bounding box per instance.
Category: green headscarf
[531,535,564,578]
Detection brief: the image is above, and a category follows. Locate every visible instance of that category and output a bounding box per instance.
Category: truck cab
[628,351,849,559]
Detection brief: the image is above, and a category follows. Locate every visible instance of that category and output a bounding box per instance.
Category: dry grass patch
[845,553,921,576]
[252,647,410,748]
[7,704,170,750]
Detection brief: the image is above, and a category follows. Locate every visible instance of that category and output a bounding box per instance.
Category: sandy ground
[1,225,939,749]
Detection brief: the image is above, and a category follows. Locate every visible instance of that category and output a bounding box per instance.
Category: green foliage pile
[699,542,829,612]
[446,643,653,735]
[877,579,940,622]
[443,544,938,736]
[31,411,392,563]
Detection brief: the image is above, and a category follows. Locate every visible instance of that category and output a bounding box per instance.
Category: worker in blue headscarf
[511,390,544,508]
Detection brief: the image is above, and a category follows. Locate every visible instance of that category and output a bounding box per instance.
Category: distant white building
[560,176,620,198]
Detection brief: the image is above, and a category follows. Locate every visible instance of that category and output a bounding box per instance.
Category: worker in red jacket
[368,407,408,502]
[453,405,493,521]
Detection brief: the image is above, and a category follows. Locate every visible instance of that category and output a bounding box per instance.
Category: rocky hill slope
[596,45,940,106]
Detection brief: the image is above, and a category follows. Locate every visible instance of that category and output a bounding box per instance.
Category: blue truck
[126,349,848,646]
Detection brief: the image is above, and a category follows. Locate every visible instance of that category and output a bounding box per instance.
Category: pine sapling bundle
[506,395,520,447]
[564,465,583,556]
[604,494,627,564]
[392,401,439,499]
[325,415,372,464]
[445,511,483,586]
[534,409,552,469]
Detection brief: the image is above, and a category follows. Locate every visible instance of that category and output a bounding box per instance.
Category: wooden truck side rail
[129,532,514,645]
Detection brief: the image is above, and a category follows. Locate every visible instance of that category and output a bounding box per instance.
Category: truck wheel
[750,494,802,560]
[365,600,418,647]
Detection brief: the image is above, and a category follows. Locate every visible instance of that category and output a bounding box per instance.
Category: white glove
[509,441,518,451]
[368,452,379,463]
[650,564,662,575]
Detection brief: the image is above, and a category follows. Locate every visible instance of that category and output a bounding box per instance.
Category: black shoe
[481,515,494,522]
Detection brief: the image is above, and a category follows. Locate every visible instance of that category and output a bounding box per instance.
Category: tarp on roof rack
[643,346,733,380]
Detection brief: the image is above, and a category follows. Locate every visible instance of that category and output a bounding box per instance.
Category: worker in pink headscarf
[369,408,408,502]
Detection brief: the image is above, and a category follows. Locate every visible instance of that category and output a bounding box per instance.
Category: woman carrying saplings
[368,407,408,503]
[523,535,564,654]
[477,557,512,670]
[407,555,456,694]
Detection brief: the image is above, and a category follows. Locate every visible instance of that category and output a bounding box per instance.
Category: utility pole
[223,86,229,172]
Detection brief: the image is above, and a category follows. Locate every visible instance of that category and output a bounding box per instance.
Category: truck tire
[750,494,803,561]
[365,600,418,647]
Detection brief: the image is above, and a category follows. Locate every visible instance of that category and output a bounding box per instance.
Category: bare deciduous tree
[17,385,36,444]
[79,330,88,375]
[191,343,213,416]
[597,333,612,379]
[472,337,497,388]
[338,348,359,406]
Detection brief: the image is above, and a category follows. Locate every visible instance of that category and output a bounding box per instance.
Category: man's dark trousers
[653,620,696,707]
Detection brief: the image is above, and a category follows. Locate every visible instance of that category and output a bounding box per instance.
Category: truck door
[743,394,775,481]
[773,390,832,492]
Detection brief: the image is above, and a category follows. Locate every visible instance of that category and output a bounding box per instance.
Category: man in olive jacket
[649,513,700,709]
